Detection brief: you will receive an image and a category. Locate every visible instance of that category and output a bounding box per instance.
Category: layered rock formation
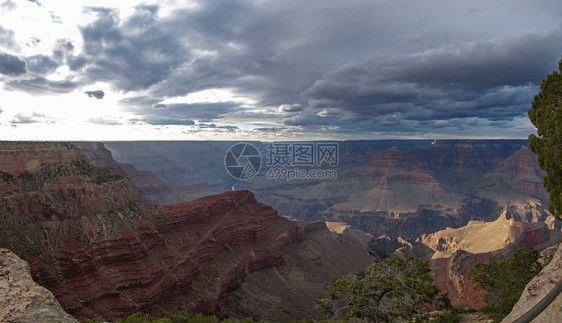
[217,221,375,321]
[245,140,553,238]
[94,140,562,314]
[419,213,562,308]
[483,146,547,200]
[102,141,230,204]
[0,142,373,322]
[0,248,78,322]
[75,142,210,205]
[502,243,562,323]
[0,142,137,231]
[98,140,558,239]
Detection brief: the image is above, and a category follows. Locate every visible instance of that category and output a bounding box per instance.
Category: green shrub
[315,257,457,322]
[468,247,543,322]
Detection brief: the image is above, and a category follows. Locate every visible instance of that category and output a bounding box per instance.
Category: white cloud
[0,0,559,140]
[160,88,257,106]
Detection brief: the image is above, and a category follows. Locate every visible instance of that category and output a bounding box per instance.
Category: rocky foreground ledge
[0,248,77,322]
[502,242,562,323]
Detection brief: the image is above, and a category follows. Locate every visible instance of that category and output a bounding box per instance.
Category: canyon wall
[100,140,558,238]
[420,214,562,308]
[0,142,373,322]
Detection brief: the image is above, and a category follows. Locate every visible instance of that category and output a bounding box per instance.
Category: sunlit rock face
[0,248,78,323]
[420,213,561,308]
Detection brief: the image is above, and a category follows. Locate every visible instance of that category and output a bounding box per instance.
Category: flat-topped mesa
[0,142,138,230]
[0,142,84,176]
[412,140,515,170]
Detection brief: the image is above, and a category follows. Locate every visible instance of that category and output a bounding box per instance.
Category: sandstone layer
[0,248,78,323]
[419,213,562,309]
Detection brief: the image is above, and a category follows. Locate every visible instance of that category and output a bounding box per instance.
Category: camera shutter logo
[224,143,261,179]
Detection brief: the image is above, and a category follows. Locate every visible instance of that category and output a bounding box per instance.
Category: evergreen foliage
[528,57,562,219]
[468,247,543,322]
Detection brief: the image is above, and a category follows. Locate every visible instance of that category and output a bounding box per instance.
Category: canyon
[0,142,373,321]
[101,140,558,235]
[84,140,562,311]
[0,140,560,321]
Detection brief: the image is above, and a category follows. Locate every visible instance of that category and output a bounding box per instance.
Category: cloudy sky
[0,0,561,140]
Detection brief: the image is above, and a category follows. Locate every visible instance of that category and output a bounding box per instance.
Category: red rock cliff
[0,142,373,321]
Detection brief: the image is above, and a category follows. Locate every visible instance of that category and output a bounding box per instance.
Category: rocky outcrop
[0,142,374,322]
[75,142,205,205]
[430,250,491,309]
[502,243,562,323]
[217,220,374,321]
[484,147,547,199]
[419,213,562,309]
[0,142,138,231]
[27,190,311,320]
[0,142,84,177]
[0,248,78,323]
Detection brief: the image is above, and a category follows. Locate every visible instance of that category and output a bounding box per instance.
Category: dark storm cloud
[7,76,77,94]
[10,113,45,124]
[197,123,238,130]
[70,0,560,137]
[0,25,17,50]
[84,90,105,99]
[78,7,184,92]
[0,53,27,75]
[301,31,562,127]
[0,39,83,94]
[279,104,303,112]
[52,39,74,60]
[150,103,232,121]
[255,127,285,133]
[75,1,350,107]
[2,0,557,138]
[122,97,235,124]
[25,55,59,75]
[143,118,195,126]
